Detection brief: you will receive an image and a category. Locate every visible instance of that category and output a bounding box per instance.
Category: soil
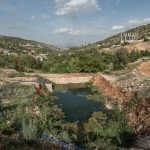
[139,60,150,77]
[102,41,150,53]
[124,41,150,52]
[91,75,134,100]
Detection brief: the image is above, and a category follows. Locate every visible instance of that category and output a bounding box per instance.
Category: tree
[113,48,128,70]
[42,61,52,72]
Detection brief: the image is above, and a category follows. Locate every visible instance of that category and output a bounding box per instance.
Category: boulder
[34,83,41,91]
[45,83,53,93]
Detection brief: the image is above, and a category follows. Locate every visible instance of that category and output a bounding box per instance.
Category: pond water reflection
[54,87,108,122]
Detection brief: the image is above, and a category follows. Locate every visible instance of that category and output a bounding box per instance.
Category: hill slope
[0,35,61,55]
[75,24,150,52]
[95,23,150,48]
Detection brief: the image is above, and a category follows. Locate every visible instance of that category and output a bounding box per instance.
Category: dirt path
[139,60,150,77]
[6,73,115,85]
[5,74,93,85]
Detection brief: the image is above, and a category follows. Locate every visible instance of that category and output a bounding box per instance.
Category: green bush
[113,48,128,70]
[128,50,141,62]
[0,55,42,72]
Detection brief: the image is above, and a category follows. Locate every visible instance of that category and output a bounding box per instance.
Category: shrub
[113,48,128,70]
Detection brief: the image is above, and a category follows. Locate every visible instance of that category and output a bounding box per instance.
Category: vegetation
[83,109,135,149]
[0,83,66,148]
[0,48,149,74]
[0,55,42,72]
[42,48,150,73]
[128,50,150,62]
[42,49,108,73]
[0,24,150,74]
[0,83,136,149]
[113,48,128,70]
[86,83,104,102]
[0,35,61,55]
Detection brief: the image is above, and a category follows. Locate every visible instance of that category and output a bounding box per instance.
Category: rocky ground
[121,135,150,150]
[114,60,150,149]
[117,69,150,97]
[102,41,150,53]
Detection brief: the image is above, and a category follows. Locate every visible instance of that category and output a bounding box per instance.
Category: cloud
[111,18,150,31]
[143,18,150,23]
[55,0,100,17]
[128,18,150,26]
[54,27,87,35]
[31,13,51,20]
[111,25,124,31]
[54,27,71,33]
[54,27,109,37]
[128,19,143,27]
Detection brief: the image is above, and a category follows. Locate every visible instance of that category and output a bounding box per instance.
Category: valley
[0,24,150,149]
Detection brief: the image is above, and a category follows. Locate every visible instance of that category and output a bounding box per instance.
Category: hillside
[1,24,149,56]
[95,23,150,47]
[74,23,150,52]
[0,35,61,55]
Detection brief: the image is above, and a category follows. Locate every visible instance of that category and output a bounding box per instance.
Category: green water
[54,88,108,122]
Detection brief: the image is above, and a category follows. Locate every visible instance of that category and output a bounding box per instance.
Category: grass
[0,82,68,147]
[0,83,35,107]
[0,82,136,149]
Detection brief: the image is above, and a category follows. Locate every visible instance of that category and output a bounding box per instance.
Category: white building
[121,32,139,44]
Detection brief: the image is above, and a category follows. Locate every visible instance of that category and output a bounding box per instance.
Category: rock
[39,89,47,96]
[34,83,47,96]
[124,97,150,134]
[117,69,150,97]
[105,102,114,110]
[31,106,41,117]
[45,83,53,93]
[34,83,41,91]
[129,111,139,125]
[136,125,143,132]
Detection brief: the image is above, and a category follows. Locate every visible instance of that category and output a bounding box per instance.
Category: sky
[0,0,150,48]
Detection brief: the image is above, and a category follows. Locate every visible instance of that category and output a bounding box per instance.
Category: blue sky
[0,0,150,47]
